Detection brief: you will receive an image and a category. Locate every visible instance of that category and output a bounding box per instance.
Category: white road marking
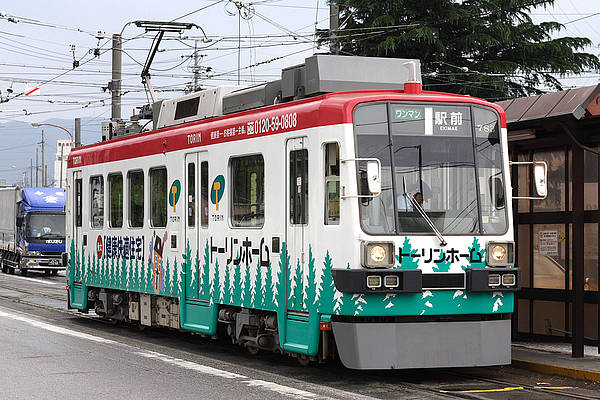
[0,308,325,399]
[0,309,116,344]
[1,274,58,286]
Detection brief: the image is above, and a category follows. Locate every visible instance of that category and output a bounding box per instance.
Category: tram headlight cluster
[485,241,514,267]
[363,242,394,268]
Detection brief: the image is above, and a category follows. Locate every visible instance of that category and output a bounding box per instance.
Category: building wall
[54,140,72,188]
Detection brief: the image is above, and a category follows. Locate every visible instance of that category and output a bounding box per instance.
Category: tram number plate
[48,259,61,266]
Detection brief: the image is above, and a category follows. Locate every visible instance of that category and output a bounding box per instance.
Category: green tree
[332,0,599,100]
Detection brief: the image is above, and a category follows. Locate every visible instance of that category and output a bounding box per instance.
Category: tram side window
[188,162,195,227]
[201,161,209,228]
[231,155,264,228]
[75,178,82,227]
[290,149,308,225]
[128,170,144,228]
[90,175,104,229]
[150,167,167,228]
[109,174,123,228]
[325,143,340,225]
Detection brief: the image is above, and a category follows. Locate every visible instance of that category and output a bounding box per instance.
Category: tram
[66,55,545,369]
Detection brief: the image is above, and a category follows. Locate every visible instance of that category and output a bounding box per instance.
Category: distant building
[54,140,72,188]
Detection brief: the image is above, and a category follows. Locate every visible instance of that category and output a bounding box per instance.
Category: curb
[512,358,600,383]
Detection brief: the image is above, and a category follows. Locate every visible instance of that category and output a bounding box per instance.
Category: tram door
[286,138,309,311]
[185,153,199,300]
[185,152,208,300]
[72,170,82,283]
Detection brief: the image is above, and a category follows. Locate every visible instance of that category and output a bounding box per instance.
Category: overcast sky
[0,0,598,183]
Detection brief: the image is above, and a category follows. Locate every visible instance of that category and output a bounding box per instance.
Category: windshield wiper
[402,177,447,246]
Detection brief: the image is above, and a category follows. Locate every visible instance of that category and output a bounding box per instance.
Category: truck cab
[13,188,66,275]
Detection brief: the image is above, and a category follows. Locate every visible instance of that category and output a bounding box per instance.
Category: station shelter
[497,84,600,357]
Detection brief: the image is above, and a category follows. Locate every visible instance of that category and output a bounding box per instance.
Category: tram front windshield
[354,102,507,235]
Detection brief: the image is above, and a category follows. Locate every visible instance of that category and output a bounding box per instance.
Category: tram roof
[68,90,505,169]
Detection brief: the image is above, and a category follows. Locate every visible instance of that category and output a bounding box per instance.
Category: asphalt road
[1,270,599,400]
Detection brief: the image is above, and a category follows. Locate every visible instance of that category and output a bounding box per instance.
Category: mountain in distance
[0,117,103,186]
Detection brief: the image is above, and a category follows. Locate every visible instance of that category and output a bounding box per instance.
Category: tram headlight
[485,241,514,267]
[366,275,382,289]
[370,246,386,262]
[491,245,506,262]
[502,273,516,287]
[363,242,394,268]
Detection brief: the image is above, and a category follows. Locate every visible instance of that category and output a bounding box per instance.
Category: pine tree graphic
[469,237,486,269]
[242,263,252,307]
[275,243,288,309]
[249,260,259,308]
[164,258,171,295]
[292,259,304,310]
[211,259,220,305]
[259,263,269,309]
[306,247,317,312]
[288,258,298,307]
[200,241,209,297]
[86,254,90,282]
[432,250,452,273]
[396,237,420,269]
[228,262,237,305]
[319,251,335,314]
[221,260,230,303]
[263,262,275,310]
[175,256,182,296]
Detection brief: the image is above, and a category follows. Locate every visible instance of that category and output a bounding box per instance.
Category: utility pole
[30,159,32,187]
[329,1,340,55]
[75,117,81,148]
[41,130,45,186]
[35,147,39,187]
[111,33,122,120]
[193,40,199,92]
[44,165,47,187]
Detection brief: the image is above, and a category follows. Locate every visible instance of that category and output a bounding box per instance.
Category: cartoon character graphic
[151,231,168,293]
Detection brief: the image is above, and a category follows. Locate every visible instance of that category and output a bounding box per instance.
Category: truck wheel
[8,266,15,275]
[20,268,27,277]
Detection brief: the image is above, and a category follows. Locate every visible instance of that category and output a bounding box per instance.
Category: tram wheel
[51,269,58,276]
[1,260,7,274]
[247,346,260,356]
[297,354,311,367]
[44,269,51,276]
[20,268,27,276]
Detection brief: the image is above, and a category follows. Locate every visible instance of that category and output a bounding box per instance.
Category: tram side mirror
[510,160,548,200]
[488,176,505,209]
[16,216,23,227]
[366,160,381,195]
[534,161,547,198]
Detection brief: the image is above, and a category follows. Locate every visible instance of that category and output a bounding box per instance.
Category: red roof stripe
[68,91,506,168]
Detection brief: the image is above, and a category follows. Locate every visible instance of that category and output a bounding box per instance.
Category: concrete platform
[512,342,600,382]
